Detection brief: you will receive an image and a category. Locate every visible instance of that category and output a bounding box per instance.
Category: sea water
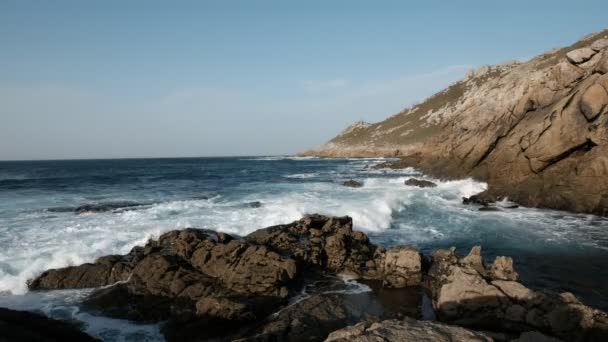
[1,157,607,341]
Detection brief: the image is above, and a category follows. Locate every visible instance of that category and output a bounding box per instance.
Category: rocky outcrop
[341,180,363,188]
[0,307,99,341]
[324,318,494,342]
[303,29,608,215]
[425,246,608,341]
[28,215,422,341]
[25,216,608,341]
[404,178,437,188]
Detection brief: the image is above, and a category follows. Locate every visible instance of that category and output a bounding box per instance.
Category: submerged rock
[0,307,99,341]
[341,180,363,188]
[404,178,437,188]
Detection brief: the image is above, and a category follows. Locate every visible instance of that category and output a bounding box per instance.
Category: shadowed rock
[341,180,363,188]
[404,178,437,188]
[0,308,99,342]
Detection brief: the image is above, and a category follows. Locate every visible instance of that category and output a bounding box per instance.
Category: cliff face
[302,29,608,215]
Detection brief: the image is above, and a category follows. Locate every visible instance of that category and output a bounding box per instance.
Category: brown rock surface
[301,29,608,215]
[425,246,608,341]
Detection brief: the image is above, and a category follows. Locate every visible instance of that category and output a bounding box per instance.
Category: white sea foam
[282,173,319,179]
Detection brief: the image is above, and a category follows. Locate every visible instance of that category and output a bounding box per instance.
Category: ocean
[0,156,607,341]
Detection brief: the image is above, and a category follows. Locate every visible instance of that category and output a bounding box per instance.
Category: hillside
[302,29,608,215]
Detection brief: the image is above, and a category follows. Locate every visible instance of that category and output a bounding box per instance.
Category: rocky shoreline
[301,29,608,216]
[2,215,604,341]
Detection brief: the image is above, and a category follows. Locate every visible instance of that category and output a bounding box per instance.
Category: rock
[566,47,597,64]
[580,83,608,121]
[74,201,143,214]
[241,293,384,342]
[404,178,437,188]
[591,38,608,51]
[425,246,608,341]
[490,256,518,281]
[462,195,491,206]
[246,215,387,279]
[382,246,422,287]
[478,206,500,211]
[247,201,263,208]
[324,318,494,342]
[28,255,131,290]
[341,180,363,188]
[0,307,99,341]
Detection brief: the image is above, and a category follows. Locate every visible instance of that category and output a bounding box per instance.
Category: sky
[1,0,607,160]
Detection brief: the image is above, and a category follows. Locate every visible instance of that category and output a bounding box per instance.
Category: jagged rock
[28,254,132,290]
[490,256,518,281]
[0,308,99,342]
[239,293,384,342]
[382,246,421,287]
[341,180,363,188]
[404,178,437,188]
[566,47,598,64]
[324,318,494,342]
[425,246,608,341]
[246,215,386,279]
[28,215,425,340]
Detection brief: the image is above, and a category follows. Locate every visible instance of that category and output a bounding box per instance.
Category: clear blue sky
[1,0,606,160]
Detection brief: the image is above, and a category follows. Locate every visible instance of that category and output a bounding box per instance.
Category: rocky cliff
[301,29,608,215]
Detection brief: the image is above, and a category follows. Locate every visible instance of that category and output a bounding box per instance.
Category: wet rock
[462,195,492,207]
[0,307,99,342]
[247,201,263,208]
[28,255,132,290]
[404,178,437,188]
[324,318,494,342]
[240,293,384,342]
[341,180,363,188]
[478,206,500,211]
[74,201,144,214]
[566,47,597,64]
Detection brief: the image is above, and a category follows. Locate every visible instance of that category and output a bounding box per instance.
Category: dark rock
[29,215,423,340]
[341,180,363,188]
[478,206,500,211]
[404,178,437,188]
[74,201,144,214]
[325,318,494,342]
[247,201,263,208]
[462,195,492,207]
[0,307,99,341]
